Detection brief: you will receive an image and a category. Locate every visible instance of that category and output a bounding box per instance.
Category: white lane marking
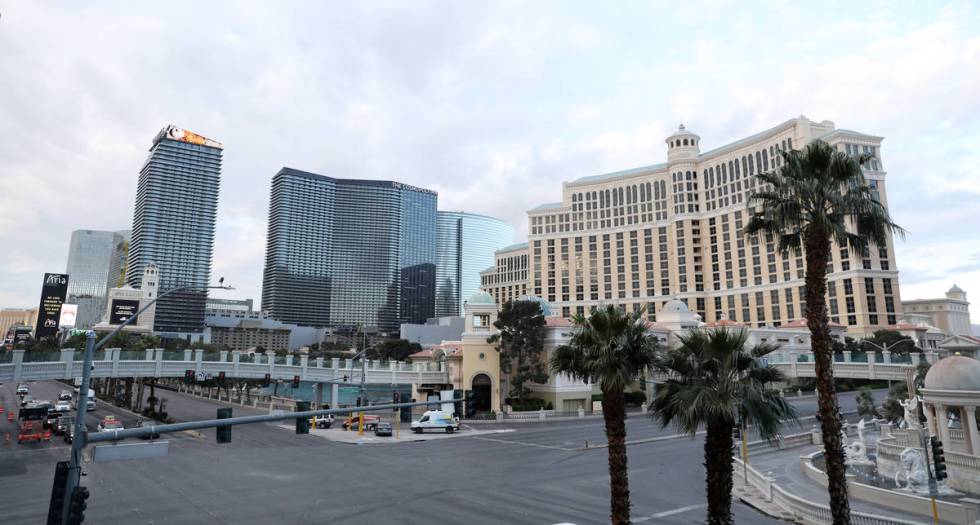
[471,436,576,451]
[634,503,707,522]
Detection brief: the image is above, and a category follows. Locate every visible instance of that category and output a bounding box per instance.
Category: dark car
[55,416,75,436]
[64,425,75,444]
[136,419,161,439]
[374,422,393,437]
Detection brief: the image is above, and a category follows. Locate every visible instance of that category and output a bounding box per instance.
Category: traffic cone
[0,404,5,414]
[6,412,13,423]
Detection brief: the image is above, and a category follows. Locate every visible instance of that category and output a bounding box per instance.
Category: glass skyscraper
[435,212,515,317]
[64,229,130,329]
[127,125,222,334]
[261,168,437,332]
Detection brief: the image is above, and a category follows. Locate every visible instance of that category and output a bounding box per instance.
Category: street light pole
[61,282,232,524]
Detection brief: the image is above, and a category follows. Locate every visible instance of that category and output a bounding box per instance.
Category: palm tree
[653,328,796,525]
[551,305,659,525]
[745,140,903,523]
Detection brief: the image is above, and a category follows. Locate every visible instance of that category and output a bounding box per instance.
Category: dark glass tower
[435,212,514,317]
[261,168,437,332]
[127,125,221,334]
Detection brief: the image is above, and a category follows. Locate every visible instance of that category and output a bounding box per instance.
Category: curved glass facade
[261,169,437,332]
[65,229,130,329]
[435,212,515,317]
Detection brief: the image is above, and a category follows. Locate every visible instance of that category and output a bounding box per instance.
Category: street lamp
[62,281,233,522]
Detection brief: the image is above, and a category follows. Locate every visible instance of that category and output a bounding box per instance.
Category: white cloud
[1,1,979,321]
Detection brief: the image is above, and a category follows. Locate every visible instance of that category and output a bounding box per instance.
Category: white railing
[734,458,926,525]
[0,349,449,385]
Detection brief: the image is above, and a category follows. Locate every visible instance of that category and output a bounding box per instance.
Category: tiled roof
[545,317,573,327]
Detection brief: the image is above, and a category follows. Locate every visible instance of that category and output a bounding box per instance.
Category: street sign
[93,441,169,462]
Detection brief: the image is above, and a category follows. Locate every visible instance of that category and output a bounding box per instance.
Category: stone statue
[895,447,929,493]
[898,396,922,430]
[844,419,873,465]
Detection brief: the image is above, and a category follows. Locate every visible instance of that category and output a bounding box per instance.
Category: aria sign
[35,273,69,339]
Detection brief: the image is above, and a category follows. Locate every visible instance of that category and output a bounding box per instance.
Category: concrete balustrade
[1,348,447,386]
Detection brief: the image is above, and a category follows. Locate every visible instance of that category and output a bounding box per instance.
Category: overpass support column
[300,355,308,380]
[232,351,241,378]
[331,383,339,408]
[12,349,25,382]
[313,383,323,407]
[194,349,203,375]
[882,350,892,364]
[110,348,120,377]
[154,348,163,377]
[62,348,75,380]
[926,351,937,364]
[911,353,921,366]
[842,351,852,362]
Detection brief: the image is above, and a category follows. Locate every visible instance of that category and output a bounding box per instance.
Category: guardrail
[0,348,449,386]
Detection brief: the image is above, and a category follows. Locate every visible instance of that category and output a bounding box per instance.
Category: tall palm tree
[653,328,795,525]
[552,305,659,525]
[745,140,903,523]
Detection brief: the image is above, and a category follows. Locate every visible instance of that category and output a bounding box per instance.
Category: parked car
[55,415,74,436]
[16,383,29,396]
[135,419,161,439]
[58,390,73,401]
[410,411,460,434]
[374,422,393,437]
[342,414,381,431]
[97,415,124,433]
[311,414,334,429]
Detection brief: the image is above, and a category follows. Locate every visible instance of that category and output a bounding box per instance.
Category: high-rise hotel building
[435,212,515,318]
[482,116,901,335]
[65,229,130,329]
[260,168,438,333]
[127,125,222,335]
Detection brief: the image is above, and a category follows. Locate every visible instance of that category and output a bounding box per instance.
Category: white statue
[895,447,929,493]
[898,396,922,430]
[844,419,874,465]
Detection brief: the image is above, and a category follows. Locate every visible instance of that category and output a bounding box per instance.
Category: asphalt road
[0,381,885,524]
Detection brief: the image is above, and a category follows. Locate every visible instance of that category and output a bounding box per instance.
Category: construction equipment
[18,406,52,444]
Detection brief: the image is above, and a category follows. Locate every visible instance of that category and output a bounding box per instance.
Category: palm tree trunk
[601,386,631,525]
[704,419,734,525]
[805,229,851,524]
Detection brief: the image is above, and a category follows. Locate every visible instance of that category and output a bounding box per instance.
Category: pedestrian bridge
[0,348,449,386]
[765,348,931,381]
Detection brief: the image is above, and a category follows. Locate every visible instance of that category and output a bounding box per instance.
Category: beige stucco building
[0,308,38,340]
[482,116,902,336]
[902,284,972,337]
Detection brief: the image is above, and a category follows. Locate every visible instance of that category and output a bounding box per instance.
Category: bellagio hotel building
[481,116,901,336]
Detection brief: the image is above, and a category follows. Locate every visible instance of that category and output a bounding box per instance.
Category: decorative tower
[139,263,160,331]
[460,291,502,413]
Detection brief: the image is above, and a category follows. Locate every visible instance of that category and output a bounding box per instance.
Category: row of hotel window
[543,276,897,328]
[530,139,882,234]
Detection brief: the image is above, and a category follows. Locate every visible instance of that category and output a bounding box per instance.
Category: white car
[58,390,73,401]
[54,400,72,413]
[410,410,460,434]
[74,398,96,412]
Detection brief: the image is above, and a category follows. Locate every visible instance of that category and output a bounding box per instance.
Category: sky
[1,1,979,319]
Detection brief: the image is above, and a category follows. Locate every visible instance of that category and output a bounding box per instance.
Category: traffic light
[453,390,463,418]
[465,390,478,418]
[216,408,232,444]
[184,369,195,384]
[931,436,948,480]
[263,373,271,387]
[393,391,400,412]
[46,461,69,525]
[67,485,89,525]
[295,401,310,434]
[343,374,349,383]
[292,375,301,389]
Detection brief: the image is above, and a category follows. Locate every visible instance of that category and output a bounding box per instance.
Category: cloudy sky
[1,1,979,317]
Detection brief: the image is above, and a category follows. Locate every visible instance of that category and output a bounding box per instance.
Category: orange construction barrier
[6,412,13,423]
[0,404,5,414]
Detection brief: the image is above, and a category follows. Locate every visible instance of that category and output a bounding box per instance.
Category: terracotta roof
[408,342,464,360]
[545,317,573,327]
[780,318,845,329]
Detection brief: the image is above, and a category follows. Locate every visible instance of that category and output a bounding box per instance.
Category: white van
[410,410,460,434]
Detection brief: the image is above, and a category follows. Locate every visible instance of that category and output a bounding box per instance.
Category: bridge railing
[0,349,449,385]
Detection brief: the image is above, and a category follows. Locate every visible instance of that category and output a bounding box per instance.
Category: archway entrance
[470,374,492,413]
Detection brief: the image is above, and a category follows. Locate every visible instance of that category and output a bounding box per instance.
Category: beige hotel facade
[482,116,901,335]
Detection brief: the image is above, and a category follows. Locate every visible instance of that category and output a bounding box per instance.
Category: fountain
[844,419,874,466]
